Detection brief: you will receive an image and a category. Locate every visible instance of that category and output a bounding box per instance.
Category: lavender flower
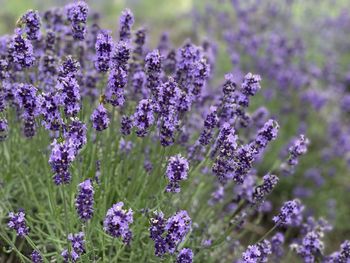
[270,232,284,259]
[159,109,179,147]
[20,10,41,40]
[49,139,76,185]
[57,76,81,116]
[75,179,94,221]
[61,232,85,262]
[95,30,113,72]
[8,29,35,69]
[0,118,8,141]
[91,104,110,131]
[120,115,132,136]
[254,119,279,152]
[132,99,154,137]
[165,210,192,254]
[157,77,181,116]
[58,56,80,78]
[199,106,219,146]
[177,248,193,263]
[133,28,146,61]
[8,209,29,237]
[105,66,127,107]
[145,49,162,96]
[111,41,130,70]
[253,174,279,203]
[288,134,310,166]
[273,199,304,227]
[66,1,89,40]
[119,138,134,154]
[119,9,134,42]
[150,211,167,257]
[242,240,271,263]
[37,92,63,131]
[65,120,87,151]
[30,250,43,263]
[103,202,133,244]
[294,231,324,263]
[165,154,189,193]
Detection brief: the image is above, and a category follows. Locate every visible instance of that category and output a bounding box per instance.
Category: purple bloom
[132,99,154,137]
[191,58,210,97]
[95,30,113,72]
[8,29,35,69]
[65,120,87,152]
[273,199,304,227]
[288,134,310,166]
[254,119,279,151]
[177,248,193,263]
[30,250,43,263]
[0,59,9,81]
[58,56,80,78]
[8,209,29,237]
[165,154,189,193]
[119,138,134,154]
[253,174,279,203]
[20,10,41,40]
[270,232,284,259]
[133,28,146,61]
[37,92,63,131]
[49,139,76,185]
[61,232,85,262]
[91,104,110,131]
[75,179,94,222]
[66,1,89,40]
[119,9,134,42]
[57,76,81,116]
[199,106,219,146]
[120,115,132,136]
[0,118,8,141]
[294,231,324,263]
[237,73,261,107]
[105,66,127,107]
[150,211,167,257]
[242,240,271,263]
[103,202,133,244]
[165,210,192,254]
[157,77,181,116]
[111,41,130,70]
[145,49,162,96]
[159,108,179,147]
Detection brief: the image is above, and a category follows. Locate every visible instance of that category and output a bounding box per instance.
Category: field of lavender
[0,0,350,262]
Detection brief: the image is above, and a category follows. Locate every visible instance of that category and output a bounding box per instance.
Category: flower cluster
[8,209,29,237]
[75,179,94,222]
[61,232,86,262]
[103,202,133,244]
[241,240,272,263]
[165,154,190,193]
[66,1,89,40]
[273,199,304,227]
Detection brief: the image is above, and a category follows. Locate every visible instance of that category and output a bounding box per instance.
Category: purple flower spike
[95,30,113,72]
[30,250,43,263]
[61,232,85,262]
[242,240,271,263]
[8,30,35,70]
[49,139,76,185]
[66,1,89,40]
[105,66,127,107]
[103,202,133,244]
[8,209,29,237]
[0,118,8,141]
[119,9,134,42]
[253,174,279,203]
[288,134,310,166]
[177,248,193,263]
[132,99,154,137]
[20,10,41,40]
[165,154,189,193]
[273,199,304,227]
[165,210,192,254]
[75,179,94,222]
[91,104,110,131]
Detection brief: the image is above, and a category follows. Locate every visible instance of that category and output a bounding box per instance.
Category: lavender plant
[0,1,349,262]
